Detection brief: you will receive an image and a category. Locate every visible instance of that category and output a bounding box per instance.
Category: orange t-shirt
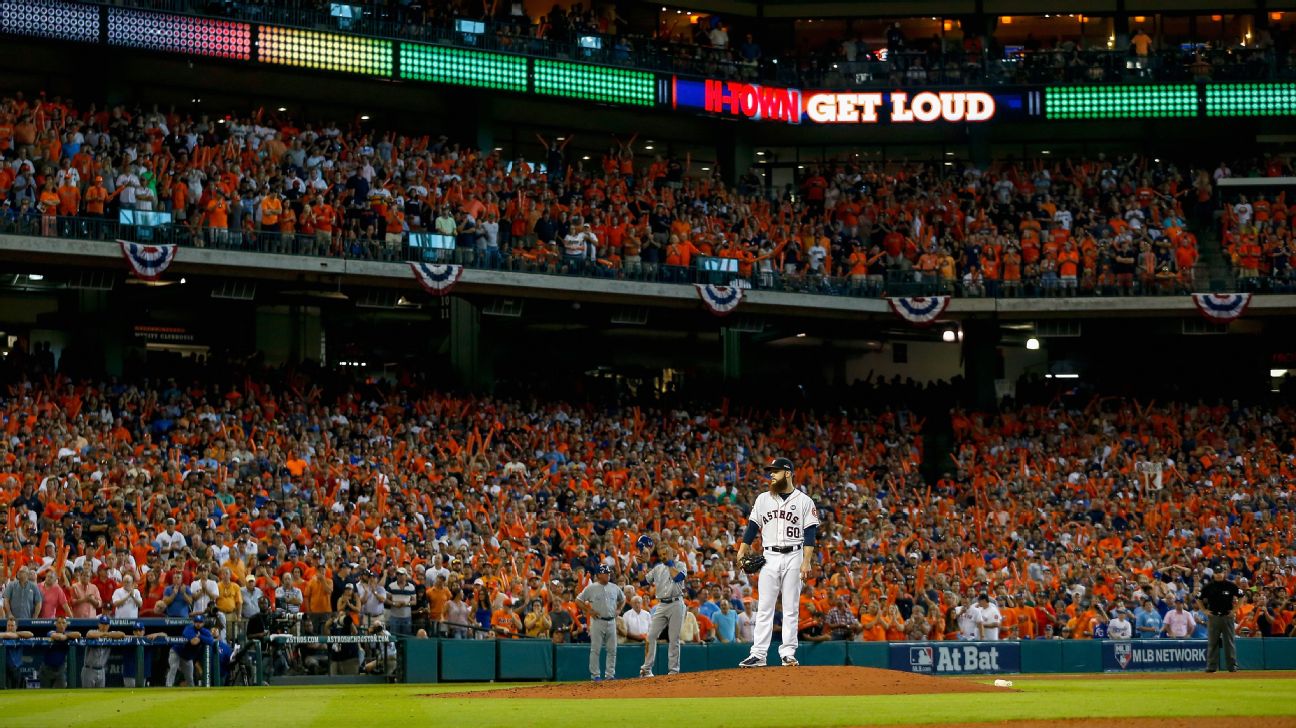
[302,578,332,613]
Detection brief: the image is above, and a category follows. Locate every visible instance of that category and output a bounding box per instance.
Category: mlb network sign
[1104,640,1208,672]
[889,642,1020,675]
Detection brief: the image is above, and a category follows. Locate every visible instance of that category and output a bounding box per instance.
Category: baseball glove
[740,553,766,574]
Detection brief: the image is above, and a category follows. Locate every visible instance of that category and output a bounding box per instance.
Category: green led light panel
[1045,85,1197,120]
[533,60,654,106]
[1206,83,1296,117]
[257,26,392,77]
[399,44,526,91]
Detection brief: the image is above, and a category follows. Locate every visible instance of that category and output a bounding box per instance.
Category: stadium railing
[0,617,403,688]
[7,215,1269,299]
[6,634,1291,687]
[49,0,1294,87]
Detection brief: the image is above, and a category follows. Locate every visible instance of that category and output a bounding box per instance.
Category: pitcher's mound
[438,666,1009,700]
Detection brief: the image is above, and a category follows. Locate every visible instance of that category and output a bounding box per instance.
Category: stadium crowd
[0,347,1293,681]
[1215,156,1296,290]
[6,89,1278,298]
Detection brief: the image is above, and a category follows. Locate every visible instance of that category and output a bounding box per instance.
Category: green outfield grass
[6,675,1296,727]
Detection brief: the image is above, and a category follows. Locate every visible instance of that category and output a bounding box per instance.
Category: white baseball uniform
[745,487,820,662]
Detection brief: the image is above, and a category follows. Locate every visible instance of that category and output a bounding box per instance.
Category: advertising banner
[1103,640,1208,672]
[888,641,1020,675]
[669,76,1034,125]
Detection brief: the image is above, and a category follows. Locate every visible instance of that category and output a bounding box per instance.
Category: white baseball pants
[747,549,803,661]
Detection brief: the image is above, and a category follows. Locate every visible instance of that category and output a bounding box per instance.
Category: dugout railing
[0,618,403,689]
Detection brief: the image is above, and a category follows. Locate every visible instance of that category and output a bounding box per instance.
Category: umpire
[577,564,625,681]
[1200,568,1243,673]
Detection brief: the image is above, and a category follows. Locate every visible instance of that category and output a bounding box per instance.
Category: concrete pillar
[961,319,999,408]
[721,327,742,381]
[967,126,992,168]
[450,297,488,390]
[64,290,126,376]
[255,305,322,365]
[472,96,495,154]
[717,132,754,187]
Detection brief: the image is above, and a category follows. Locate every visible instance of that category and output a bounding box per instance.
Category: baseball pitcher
[737,457,820,668]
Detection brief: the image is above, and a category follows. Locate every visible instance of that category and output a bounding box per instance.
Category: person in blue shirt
[39,616,80,688]
[211,623,234,685]
[167,613,214,687]
[699,588,721,623]
[121,622,164,688]
[1,617,35,688]
[1191,607,1210,639]
[1134,599,1163,639]
[1091,609,1110,639]
[162,571,194,618]
[712,599,739,643]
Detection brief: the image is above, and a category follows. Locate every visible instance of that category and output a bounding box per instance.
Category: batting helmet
[636,535,654,551]
[764,457,794,471]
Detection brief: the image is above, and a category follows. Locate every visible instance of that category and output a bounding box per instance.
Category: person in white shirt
[736,600,755,642]
[708,24,729,49]
[807,242,827,275]
[112,574,143,619]
[134,182,156,212]
[116,175,138,208]
[357,572,386,624]
[955,597,979,640]
[276,574,304,615]
[1233,196,1254,226]
[563,223,597,272]
[972,594,1002,640]
[621,596,651,643]
[155,519,187,557]
[189,564,219,615]
[1108,608,1134,639]
[423,556,451,588]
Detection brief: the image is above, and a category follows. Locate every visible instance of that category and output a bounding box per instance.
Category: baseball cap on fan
[764,457,794,472]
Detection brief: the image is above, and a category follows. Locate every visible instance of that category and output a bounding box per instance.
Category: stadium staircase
[919,413,956,485]
[1192,215,1234,292]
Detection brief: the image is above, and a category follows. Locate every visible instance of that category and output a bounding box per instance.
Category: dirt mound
[436,666,1010,700]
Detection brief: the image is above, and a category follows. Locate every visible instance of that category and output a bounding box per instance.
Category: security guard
[1200,568,1243,672]
[639,542,688,677]
[577,564,625,681]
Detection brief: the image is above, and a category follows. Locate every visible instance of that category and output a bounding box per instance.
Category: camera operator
[238,597,270,680]
[325,608,360,675]
[361,621,396,677]
[298,618,329,675]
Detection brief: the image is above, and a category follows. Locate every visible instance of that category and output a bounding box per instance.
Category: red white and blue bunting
[119,241,177,281]
[695,284,743,316]
[887,296,950,326]
[1191,293,1251,324]
[409,262,463,296]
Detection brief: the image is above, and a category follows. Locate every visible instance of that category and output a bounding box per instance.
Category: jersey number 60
[786,526,801,539]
